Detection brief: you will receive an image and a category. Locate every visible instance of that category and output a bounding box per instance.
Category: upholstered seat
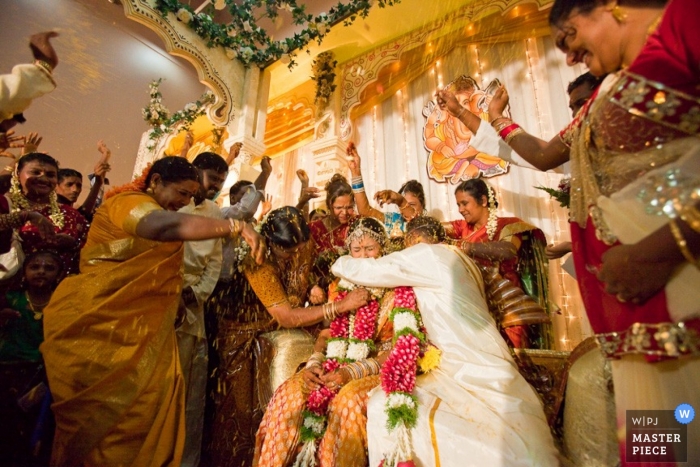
[257,329,315,409]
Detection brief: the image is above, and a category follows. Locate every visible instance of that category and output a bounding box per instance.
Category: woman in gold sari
[41,157,263,467]
[254,217,392,467]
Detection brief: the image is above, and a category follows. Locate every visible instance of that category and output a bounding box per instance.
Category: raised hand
[29,31,59,69]
[260,156,272,175]
[435,88,465,117]
[488,85,510,120]
[346,142,361,176]
[296,169,310,187]
[226,142,242,165]
[21,132,43,155]
[0,130,24,153]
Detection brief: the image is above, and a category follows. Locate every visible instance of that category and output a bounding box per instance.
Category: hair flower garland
[296,283,381,467]
[154,0,401,69]
[379,286,428,467]
[485,183,498,241]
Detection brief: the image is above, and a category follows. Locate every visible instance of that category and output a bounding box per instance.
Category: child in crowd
[0,250,63,467]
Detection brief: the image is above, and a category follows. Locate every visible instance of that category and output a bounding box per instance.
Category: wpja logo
[626,404,694,463]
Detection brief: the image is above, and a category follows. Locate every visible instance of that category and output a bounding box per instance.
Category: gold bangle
[679,205,700,234]
[504,127,525,144]
[34,60,53,74]
[669,219,700,270]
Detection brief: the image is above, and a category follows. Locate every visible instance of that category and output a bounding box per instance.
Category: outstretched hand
[29,31,59,69]
[374,190,403,208]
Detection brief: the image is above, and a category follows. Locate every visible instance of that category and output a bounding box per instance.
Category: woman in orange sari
[41,157,263,467]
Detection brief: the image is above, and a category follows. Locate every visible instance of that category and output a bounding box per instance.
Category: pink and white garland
[295,285,381,467]
[379,286,424,467]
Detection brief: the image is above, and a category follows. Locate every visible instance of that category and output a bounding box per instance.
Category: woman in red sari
[447,178,550,349]
[442,0,699,463]
[308,174,356,292]
[8,153,88,275]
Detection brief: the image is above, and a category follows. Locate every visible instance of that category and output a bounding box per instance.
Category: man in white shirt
[177,151,228,467]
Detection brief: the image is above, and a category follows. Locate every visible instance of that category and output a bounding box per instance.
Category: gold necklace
[25,291,49,320]
[9,173,65,229]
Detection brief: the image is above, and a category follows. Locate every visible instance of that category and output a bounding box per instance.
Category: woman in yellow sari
[40,156,263,467]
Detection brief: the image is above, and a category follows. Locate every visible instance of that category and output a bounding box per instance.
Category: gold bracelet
[669,219,700,270]
[34,60,53,74]
[679,205,700,234]
[504,127,525,144]
[491,117,512,131]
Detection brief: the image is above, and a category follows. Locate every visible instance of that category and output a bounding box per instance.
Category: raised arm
[79,140,112,216]
[436,87,569,171]
[345,142,383,221]
[254,156,272,191]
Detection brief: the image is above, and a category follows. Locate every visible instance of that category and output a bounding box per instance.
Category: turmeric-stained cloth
[41,191,185,467]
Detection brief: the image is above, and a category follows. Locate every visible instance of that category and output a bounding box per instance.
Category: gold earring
[147,184,155,194]
[611,4,627,23]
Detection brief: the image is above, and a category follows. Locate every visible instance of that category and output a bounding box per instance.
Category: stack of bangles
[227,218,243,238]
[492,117,524,144]
[351,176,364,194]
[340,358,381,381]
[0,211,28,231]
[305,351,325,369]
[322,301,339,321]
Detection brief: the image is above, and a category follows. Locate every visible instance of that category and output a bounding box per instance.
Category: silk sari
[41,192,185,467]
[561,0,700,462]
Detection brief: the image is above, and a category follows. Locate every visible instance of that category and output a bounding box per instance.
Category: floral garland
[9,172,64,229]
[535,177,571,209]
[142,78,215,144]
[296,283,384,467]
[311,51,337,108]
[154,0,401,69]
[485,184,498,241]
[378,286,424,467]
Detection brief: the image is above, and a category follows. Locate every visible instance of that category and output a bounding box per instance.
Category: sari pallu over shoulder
[42,192,186,467]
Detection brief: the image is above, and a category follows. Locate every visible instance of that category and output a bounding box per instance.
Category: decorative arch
[122,0,247,126]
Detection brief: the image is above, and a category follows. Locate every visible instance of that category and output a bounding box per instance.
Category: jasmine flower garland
[296,282,381,467]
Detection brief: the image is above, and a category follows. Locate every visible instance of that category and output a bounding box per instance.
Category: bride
[331,218,560,466]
